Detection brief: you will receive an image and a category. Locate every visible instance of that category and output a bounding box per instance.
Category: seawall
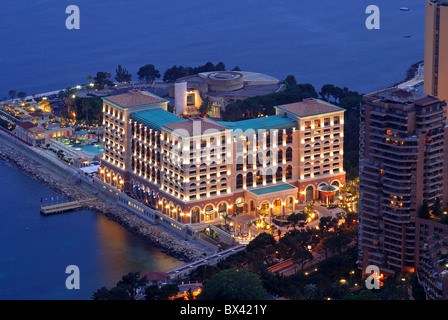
[0,128,210,262]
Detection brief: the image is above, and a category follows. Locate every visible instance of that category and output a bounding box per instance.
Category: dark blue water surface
[0,160,184,300]
[0,0,425,97]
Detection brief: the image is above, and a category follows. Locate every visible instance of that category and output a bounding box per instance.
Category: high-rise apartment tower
[358,88,448,274]
[424,0,448,102]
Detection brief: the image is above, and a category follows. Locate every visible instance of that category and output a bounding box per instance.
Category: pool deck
[248,183,297,196]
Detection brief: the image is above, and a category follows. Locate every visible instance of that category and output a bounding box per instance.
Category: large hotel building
[98,90,345,227]
[358,87,448,276]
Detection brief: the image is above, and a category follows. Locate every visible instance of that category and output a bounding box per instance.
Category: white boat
[400,7,410,11]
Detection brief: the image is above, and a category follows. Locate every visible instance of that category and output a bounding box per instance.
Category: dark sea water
[0,160,184,300]
[0,0,425,98]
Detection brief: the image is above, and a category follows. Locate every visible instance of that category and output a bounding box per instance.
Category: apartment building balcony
[360,225,379,238]
[383,212,411,223]
[371,146,414,158]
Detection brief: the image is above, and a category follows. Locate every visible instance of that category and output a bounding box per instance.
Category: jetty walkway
[40,198,96,215]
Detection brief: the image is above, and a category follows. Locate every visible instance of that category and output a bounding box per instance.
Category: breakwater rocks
[0,143,207,262]
[83,199,207,262]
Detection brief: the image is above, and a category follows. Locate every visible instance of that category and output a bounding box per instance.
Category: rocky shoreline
[0,142,209,263]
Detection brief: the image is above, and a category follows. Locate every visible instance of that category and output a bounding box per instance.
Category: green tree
[303,283,319,300]
[163,65,188,82]
[287,211,307,230]
[137,64,161,83]
[293,249,313,271]
[328,234,351,255]
[318,234,351,259]
[419,200,430,219]
[198,268,266,300]
[378,273,407,300]
[303,199,317,217]
[108,285,130,300]
[246,232,276,252]
[318,216,338,234]
[159,284,180,300]
[186,288,195,300]
[17,92,27,100]
[115,65,132,83]
[145,284,160,300]
[199,96,212,117]
[81,99,90,124]
[94,71,113,89]
[433,197,443,217]
[92,286,111,300]
[116,271,147,300]
[343,289,378,300]
[8,90,16,101]
[215,61,226,71]
[441,214,448,225]
[197,61,217,73]
[319,84,336,102]
[328,281,350,299]
[285,75,297,86]
[92,285,129,300]
[222,83,318,122]
[189,264,221,283]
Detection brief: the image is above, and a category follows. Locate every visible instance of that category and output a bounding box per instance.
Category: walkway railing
[166,244,246,280]
[40,198,96,215]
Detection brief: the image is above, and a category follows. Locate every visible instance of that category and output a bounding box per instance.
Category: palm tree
[222,212,233,229]
[303,199,317,220]
[339,183,349,205]
[303,283,319,300]
[115,65,132,83]
[8,89,16,101]
[81,99,90,124]
[186,288,195,300]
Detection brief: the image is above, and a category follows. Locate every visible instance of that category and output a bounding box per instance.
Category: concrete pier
[40,198,96,215]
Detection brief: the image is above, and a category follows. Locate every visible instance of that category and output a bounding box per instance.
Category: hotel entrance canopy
[243,183,298,216]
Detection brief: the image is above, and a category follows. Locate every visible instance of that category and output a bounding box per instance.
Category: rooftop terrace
[163,117,229,137]
[104,90,167,108]
[131,108,186,131]
[275,98,344,118]
[216,114,296,133]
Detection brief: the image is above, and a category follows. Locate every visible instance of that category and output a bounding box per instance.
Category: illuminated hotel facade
[99,90,345,226]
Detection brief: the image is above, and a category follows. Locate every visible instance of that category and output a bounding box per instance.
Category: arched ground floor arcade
[98,165,346,226]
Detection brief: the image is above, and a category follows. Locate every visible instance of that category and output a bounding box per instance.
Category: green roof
[248,183,297,196]
[131,108,186,131]
[216,115,296,133]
